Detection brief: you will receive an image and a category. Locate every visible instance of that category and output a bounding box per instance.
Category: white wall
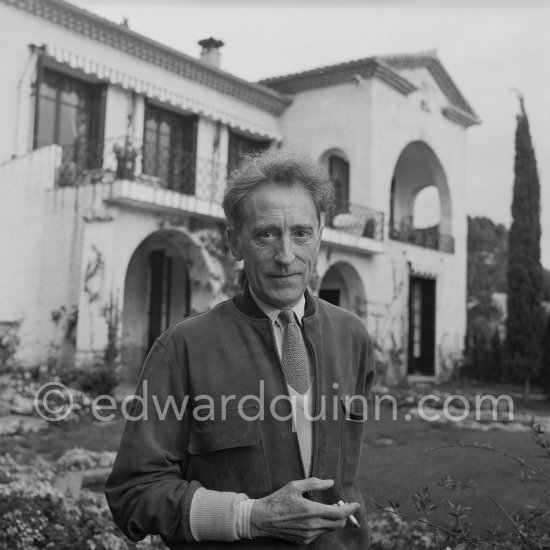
[279,80,373,206]
[0,147,85,365]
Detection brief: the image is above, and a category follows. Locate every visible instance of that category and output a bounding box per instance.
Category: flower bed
[0,453,164,549]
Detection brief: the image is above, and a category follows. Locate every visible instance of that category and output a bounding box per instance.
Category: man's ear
[226,226,242,261]
[317,221,324,252]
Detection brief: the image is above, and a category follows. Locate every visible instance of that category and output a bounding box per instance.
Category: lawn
[1,394,548,539]
[361,402,549,532]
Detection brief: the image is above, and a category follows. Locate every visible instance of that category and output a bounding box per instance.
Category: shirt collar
[249,286,306,325]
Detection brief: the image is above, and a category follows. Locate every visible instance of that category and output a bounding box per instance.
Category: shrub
[0,453,165,549]
[375,423,550,549]
[56,362,120,397]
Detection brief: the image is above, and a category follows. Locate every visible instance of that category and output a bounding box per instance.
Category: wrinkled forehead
[241,181,320,225]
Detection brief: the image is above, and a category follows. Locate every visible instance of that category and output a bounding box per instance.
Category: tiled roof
[4,0,291,115]
[378,51,480,125]
[261,50,480,127]
[260,57,417,96]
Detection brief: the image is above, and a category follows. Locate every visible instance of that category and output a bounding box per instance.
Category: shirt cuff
[189,488,248,542]
[236,498,255,539]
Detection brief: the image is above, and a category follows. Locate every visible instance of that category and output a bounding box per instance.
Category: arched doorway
[319,262,366,318]
[121,231,191,369]
[389,141,452,252]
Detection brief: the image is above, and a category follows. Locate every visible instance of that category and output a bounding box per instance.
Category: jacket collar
[233,279,316,319]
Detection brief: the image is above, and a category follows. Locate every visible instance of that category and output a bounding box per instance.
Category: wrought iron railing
[389,220,455,253]
[53,138,386,243]
[54,137,225,202]
[326,204,385,242]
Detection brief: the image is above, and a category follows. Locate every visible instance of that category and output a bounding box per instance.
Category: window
[227,131,270,174]
[34,68,103,168]
[143,103,197,193]
[326,155,350,227]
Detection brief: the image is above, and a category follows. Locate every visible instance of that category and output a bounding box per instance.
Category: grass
[360,403,549,532]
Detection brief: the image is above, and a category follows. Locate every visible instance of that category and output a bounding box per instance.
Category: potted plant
[113,139,139,180]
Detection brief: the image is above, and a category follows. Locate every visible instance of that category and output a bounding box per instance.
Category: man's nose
[274,235,295,265]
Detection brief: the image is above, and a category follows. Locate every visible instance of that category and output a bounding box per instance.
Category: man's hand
[250,478,359,545]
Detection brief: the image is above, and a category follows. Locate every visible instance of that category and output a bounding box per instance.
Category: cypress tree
[506,96,544,400]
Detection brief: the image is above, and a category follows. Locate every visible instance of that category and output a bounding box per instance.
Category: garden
[1,364,549,550]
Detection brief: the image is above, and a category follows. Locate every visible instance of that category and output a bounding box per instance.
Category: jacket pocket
[339,398,366,488]
[187,405,271,497]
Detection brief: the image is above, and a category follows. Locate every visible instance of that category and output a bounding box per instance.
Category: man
[105,149,375,548]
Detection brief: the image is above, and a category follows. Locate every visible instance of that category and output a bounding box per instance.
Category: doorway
[408,276,436,376]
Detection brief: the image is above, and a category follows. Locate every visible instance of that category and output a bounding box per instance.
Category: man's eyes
[257,230,276,240]
[255,229,314,241]
[293,230,313,240]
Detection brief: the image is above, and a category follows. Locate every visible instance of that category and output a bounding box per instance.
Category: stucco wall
[0,146,86,366]
[279,81,373,206]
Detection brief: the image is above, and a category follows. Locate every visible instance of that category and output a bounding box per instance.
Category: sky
[71,0,550,268]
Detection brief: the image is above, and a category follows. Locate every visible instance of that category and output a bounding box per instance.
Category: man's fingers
[318,501,360,520]
[291,477,334,494]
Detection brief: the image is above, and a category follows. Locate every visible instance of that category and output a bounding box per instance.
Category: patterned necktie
[278,309,309,394]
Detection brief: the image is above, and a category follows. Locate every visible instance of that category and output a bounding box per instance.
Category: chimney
[198,37,224,69]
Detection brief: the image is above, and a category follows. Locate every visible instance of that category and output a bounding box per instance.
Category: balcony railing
[54,137,225,202]
[326,204,385,242]
[389,220,455,253]
[52,137,385,244]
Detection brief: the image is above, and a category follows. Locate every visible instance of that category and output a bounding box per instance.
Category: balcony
[54,137,225,203]
[326,205,384,241]
[389,219,455,253]
[51,137,385,253]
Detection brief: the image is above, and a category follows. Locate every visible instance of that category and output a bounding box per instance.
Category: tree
[465,217,507,382]
[505,95,544,399]
[541,311,550,394]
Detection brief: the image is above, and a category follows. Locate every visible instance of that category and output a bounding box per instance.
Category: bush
[57,363,120,397]
[0,453,164,549]
[376,423,550,549]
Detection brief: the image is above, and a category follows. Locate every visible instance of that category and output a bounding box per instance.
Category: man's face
[228,182,323,309]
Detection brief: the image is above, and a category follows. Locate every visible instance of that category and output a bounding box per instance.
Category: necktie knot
[278,309,296,326]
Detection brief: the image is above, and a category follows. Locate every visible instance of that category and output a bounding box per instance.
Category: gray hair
[222,148,335,232]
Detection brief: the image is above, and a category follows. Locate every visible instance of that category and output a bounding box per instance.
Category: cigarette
[336,499,360,528]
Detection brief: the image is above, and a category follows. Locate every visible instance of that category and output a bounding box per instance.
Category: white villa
[0,0,480,383]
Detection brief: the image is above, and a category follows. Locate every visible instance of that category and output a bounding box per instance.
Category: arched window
[329,155,350,216]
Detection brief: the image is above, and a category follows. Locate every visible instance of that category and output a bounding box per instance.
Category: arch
[319,148,350,166]
[121,228,211,374]
[320,148,350,226]
[389,141,452,249]
[319,262,366,318]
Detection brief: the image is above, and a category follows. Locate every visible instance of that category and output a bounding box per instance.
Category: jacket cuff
[189,488,248,541]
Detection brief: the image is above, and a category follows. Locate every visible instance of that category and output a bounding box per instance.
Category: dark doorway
[147,250,173,350]
[319,288,341,307]
[408,276,436,376]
